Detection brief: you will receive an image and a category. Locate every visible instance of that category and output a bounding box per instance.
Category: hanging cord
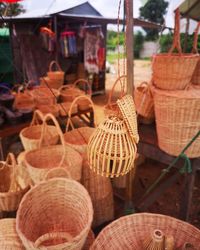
[142,130,200,197]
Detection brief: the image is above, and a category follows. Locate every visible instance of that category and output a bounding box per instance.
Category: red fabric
[0,0,22,3]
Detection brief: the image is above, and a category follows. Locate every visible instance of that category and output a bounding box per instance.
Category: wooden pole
[54,15,58,63]
[125,0,135,214]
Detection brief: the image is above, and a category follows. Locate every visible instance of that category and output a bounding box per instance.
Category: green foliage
[139,0,168,41]
[0,3,25,17]
[107,30,125,51]
[159,33,200,53]
[134,31,144,58]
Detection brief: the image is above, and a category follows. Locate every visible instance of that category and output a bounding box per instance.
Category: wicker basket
[47,60,64,85]
[134,81,154,121]
[13,86,35,111]
[82,230,95,250]
[16,178,93,250]
[23,113,82,184]
[105,75,127,118]
[30,86,59,106]
[20,110,59,151]
[152,86,200,158]
[59,79,91,103]
[192,22,200,85]
[37,103,60,117]
[90,213,200,249]
[87,115,137,178]
[0,219,25,249]
[44,167,71,180]
[40,76,63,90]
[0,153,30,212]
[152,9,199,90]
[58,102,78,117]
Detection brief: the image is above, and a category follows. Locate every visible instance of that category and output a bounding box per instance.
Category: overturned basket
[16,178,93,250]
[152,9,199,90]
[90,213,200,249]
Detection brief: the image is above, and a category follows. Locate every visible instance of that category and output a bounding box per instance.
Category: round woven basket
[37,103,60,117]
[87,116,137,178]
[30,86,59,107]
[47,60,65,82]
[0,153,30,212]
[152,10,199,90]
[0,219,25,249]
[16,178,93,250]
[40,76,63,90]
[134,81,154,120]
[13,86,35,111]
[90,213,200,249]
[23,113,82,184]
[152,86,200,158]
[20,110,59,151]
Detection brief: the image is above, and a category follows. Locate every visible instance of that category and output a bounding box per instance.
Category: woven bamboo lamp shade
[87,115,137,178]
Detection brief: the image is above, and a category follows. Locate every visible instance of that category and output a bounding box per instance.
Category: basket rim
[152,53,199,59]
[16,177,93,248]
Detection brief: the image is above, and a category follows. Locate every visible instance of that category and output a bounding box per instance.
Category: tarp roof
[179,0,200,21]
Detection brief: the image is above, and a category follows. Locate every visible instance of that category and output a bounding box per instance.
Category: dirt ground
[92,59,200,230]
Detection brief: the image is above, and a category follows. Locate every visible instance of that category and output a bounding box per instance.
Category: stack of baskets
[149,9,200,158]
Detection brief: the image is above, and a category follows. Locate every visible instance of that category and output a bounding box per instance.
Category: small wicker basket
[90,213,200,249]
[47,60,64,83]
[134,81,154,121]
[23,113,82,183]
[16,178,93,250]
[0,153,30,212]
[152,9,199,90]
[20,110,59,151]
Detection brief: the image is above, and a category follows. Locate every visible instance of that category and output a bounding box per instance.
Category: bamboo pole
[125,0,135,214]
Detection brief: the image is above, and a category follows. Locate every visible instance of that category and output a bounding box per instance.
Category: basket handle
[168,9,182,54]
[49,60,62,72]
[5,152,17,166]
[192,21,200,54]
[30,110,44,126]
[35,232,72,248]
[107,75,127,108]
[58,84,73,92]
[39,113,66,168]
[44,167,71,180]
[73,79,92,96]
[66,95,95,131]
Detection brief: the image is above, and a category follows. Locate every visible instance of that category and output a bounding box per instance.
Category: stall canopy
[179,0,200,21]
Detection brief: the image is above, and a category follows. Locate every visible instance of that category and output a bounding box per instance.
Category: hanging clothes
[60,31,77,58]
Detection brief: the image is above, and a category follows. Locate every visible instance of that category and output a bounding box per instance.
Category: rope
[143,130,200,196]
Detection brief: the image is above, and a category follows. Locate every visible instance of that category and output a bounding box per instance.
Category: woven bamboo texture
[44,167,71,180]
[104,75,127,118]
[82,159,114,228]
[23,113,82,183]
[0,219,25,249]
[37,103,60,117]
[0,153,30,212]
[30,86,59,106]
[152,86,200,158]
[16,178,93,250]
[152,10,199,90]
[90,213,200,249]
[134,81,154,120]
[47,60,64,83]
[117,94,139,143]
[20,110,59,151]
[58,102,77,117]
[13,88,35,111]
[87,116,137,178]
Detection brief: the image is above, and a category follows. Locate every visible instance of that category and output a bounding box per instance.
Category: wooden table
[0,107,94,160]
[136,123,200,222]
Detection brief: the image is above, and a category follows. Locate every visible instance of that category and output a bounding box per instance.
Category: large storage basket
[23,113,82,183]
[0,219,25,249]
[20,110,59,151]
[47,60,64,88]
[152,9,199,90]
[16,178,93,250]
[152,86,200,158]
[0,153,30,212]
[90,213,200,249]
